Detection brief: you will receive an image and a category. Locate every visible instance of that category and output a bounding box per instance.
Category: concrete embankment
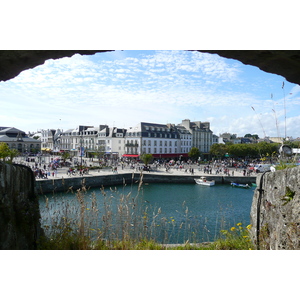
[35,172,256,195]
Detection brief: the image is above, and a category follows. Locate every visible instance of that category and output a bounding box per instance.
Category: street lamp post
[80,132,83,166]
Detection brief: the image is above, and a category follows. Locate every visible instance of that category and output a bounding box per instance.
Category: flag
[282,81,285,89]
[79,147,85,157]
[271,93,273,99]
[251,106,255,111]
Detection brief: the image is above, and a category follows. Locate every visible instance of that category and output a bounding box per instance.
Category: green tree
[244,133,259,140]
[252,134,259,140]
[140,153,153,166]
[91,146,105,164]
[228,143,257,158]
[285,140,300,148]
[188,147,201,160]
[0,142,19,163]
[226,142,280,160]
[8,149,19,163]
[61,151,70,162]
[255,142,278,158]
[210,143,228,158]
[0,142,10,161]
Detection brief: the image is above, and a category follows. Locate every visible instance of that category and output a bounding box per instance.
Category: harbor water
[39,182,255,244]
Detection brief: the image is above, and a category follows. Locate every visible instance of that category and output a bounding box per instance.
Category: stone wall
[0,162,44,249]
[250,166,300,250]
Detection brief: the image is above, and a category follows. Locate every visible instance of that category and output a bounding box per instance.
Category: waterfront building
[173,123,192,154]
[36,118,216,160]
[124,122,189,160]
[59,125,95,156]
[96,126,127,159]
[179,119,213,155]
[0,127,41,153]
[59,125,127,159]
[59,128,74,152]
[60,125,100,157]
[40,128,63,152]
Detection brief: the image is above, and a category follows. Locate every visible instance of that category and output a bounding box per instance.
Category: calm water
[39,183,255,244]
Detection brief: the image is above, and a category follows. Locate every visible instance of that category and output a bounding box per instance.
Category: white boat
[194,176,215,186]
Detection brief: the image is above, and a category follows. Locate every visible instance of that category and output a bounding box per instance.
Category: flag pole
[282,81,287,140]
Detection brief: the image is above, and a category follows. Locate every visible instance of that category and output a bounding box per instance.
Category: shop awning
[152,153,189,158]
[122,154,139,157]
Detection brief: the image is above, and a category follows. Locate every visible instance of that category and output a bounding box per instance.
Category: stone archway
[1,50,300,85]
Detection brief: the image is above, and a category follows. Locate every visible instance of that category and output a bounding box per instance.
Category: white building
[173,124,192,154]
[40,128,63,152]
[97,126,127,158]
[59,125,126,158]
[124,122,189,160]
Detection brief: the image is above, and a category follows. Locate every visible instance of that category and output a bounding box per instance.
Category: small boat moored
[231,182,250,189]
[194,176,215,186]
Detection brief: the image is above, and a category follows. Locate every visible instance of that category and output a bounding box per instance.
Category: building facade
[58,125,127,158]
[0,127,41,153]
[40,128,63,152]
[124,122,190,159]
[179,119,213,154]
[28,118,214,160]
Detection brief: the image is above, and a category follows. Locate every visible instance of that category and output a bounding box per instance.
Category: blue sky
[1,50,299,138]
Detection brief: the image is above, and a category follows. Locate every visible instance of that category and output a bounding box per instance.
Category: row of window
[127,132,180,139]
[144,126,171,131]
[127,140,192,147]
[127,148,177,154]
[7,143,40,151]
[141,140,178,147]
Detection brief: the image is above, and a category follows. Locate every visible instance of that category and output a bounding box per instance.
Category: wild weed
[38,176,254,250]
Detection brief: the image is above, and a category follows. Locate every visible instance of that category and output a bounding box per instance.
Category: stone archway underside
[1,50,300,85]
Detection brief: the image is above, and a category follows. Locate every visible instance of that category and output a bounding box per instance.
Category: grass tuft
[38,180,255,250]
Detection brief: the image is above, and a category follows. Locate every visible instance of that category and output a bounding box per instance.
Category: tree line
[210,140,300,160]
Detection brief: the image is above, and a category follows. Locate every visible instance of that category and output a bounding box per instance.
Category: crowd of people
[15,155,261,179]
[32,163,58,179]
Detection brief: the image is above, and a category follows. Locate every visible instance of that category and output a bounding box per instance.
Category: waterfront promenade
[33,161,257,180]
[35,164,258,181]
[34,163,257,194]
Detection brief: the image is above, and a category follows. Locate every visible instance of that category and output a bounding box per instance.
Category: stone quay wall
[35,172,256,195]
[250,166,300,250]
[0,162,44,250]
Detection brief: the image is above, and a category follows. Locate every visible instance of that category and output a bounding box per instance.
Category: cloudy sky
[1,50,299,138]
